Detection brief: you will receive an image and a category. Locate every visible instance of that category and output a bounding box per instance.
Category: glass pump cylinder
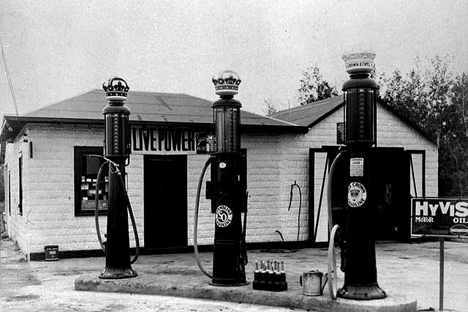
[343,82,377,146]
[104,110,130,158]
[213,102,241,153]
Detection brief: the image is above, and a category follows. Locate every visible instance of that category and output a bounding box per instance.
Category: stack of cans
[252,260,288,291]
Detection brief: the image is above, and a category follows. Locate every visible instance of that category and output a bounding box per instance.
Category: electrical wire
[0,34,20,118]
[288,181,302,241]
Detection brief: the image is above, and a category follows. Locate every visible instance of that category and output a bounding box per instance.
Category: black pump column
[338,53,386,300]
[209,70,248,286]
[99,77,137,279]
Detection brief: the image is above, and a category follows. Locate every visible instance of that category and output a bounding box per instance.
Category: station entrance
[144,155,187,250]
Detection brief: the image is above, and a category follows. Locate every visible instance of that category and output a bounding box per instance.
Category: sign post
[439,237,444,312]
[411,197,468,311]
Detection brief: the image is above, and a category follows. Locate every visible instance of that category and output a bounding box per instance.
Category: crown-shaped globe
[212,70,241,96]
[102,77,130,101]
[342,52,376,76]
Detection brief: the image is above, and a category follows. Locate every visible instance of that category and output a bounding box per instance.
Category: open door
[144,155,187,250]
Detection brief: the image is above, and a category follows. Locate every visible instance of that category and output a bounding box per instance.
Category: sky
[1,0,467,116]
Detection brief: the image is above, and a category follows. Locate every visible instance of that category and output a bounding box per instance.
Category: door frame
[309,146,423,242]
[143,154,188,251]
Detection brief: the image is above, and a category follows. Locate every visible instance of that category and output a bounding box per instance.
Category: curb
[75,274,417,312]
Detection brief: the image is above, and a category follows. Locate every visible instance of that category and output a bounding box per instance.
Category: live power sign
[131,126,197,155]
[411,198,468,237]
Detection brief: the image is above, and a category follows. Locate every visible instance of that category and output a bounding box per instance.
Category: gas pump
[98,77,138,279]
[194,70,248,286]
[336,52,386,300]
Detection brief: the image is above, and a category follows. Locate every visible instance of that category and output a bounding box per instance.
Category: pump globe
[102,77,130,102]
[212,70,241,96]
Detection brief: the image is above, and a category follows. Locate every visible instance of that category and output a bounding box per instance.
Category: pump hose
[94,162,107,252]
[193,156,214,279]
[94,158,140,265]
[294,183,302,242]
[327,151,343,232]
[287,182,302,241]
[328,224,340,300]
[116,169,140,264]
[326,151,344,300]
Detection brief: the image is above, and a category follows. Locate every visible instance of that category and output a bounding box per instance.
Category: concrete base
[75,273,417,312]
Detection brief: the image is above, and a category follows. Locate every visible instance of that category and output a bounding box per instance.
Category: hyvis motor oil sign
[411,198,468,237]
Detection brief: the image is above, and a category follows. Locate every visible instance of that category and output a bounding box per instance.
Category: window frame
[18,152,23,216]
[74,146,109,217]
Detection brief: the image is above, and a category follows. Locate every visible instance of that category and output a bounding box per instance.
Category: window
[74,147,109,216]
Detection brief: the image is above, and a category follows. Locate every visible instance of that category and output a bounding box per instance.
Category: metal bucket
[300,270,323,296]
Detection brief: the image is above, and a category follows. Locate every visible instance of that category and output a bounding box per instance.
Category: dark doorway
[370,148,410,241]
[322,147,410,241]
[144,155,187,250]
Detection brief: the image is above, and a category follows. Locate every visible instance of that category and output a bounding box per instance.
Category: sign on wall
[336,122,345,145]
[132,126,212,155]
[411,198,468,237]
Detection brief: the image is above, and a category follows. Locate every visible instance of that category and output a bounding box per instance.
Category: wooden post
[439,237,444,311]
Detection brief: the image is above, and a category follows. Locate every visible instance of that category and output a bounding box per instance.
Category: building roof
[271,95,437,145]
[0,90,307,143]
[270,96,343,128]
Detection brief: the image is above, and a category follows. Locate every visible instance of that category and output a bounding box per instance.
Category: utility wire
[0,33,20,118]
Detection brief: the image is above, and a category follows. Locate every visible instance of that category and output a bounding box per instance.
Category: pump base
[99,266,138,279]
[338,283,386,300]
[210,280,249,287]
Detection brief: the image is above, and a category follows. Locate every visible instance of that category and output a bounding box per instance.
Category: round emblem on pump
[215,205,233,228]
[219,162,227,169]
[347,182,367,208]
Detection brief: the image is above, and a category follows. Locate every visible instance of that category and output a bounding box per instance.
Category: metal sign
[131,126,197,155]
[336,122,345,145]
[350,157,364,177]
[347,182,367,207]
[411,197,468,237]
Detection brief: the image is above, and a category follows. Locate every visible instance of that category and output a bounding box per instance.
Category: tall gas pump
[195,70,248,286]
[337,52,386,299]
[99,77,137,279]
[210,70,248,286]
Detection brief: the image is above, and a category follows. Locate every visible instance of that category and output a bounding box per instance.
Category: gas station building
[0,90,438,260]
